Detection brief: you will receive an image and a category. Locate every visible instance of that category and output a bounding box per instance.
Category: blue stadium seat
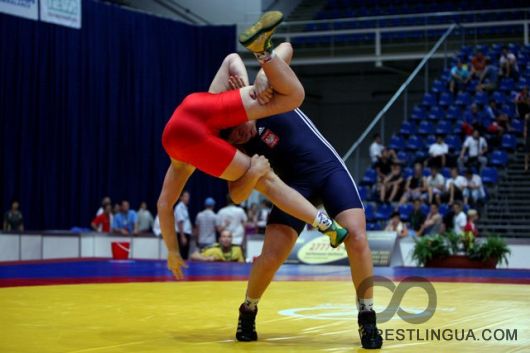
[375,203,394,220]
[367,222,382,231]
[388,134,406,150]
[490,150,508,167]
[501,134,517,150]
[511,119,524,134]
[411,105,427,121]
[418,121,435,135]
[420,203,430,215]
[403,167,413,178]
[474,91,489,106]
[441,167,451,178]
[428,106,445,120]
[399,120,416,135]
[397,151,411,165]
[423,167,431,177]
[493,91,507,105]
[481,167,498,184]
[455,92,471,106]
[406,135,423,150]
[439,204,449,216]
[438,92,453,107]
[435,120,452,135]
[499,78,515,92]
[445,135,462,151]
[501,104,516,118]
[358,186,369,201]
[365,204,376,222]
[431,79,447,93]
[446,105,462,121]
[362,168,378,185]
[425,135,436,146]
[398,203,413,221]
[421,92,437,107]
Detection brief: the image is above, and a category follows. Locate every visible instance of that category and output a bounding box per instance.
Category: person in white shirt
[463,170,486,205]
[424,167,445,204]
[452,202,467,234]
[217,197,248,246]
[384,212,408,238]
[369,133,385,164]
[135,202,154,233]
[428,135,449,168]
[459,130,488,171]
[195,197,218,248]
[499,46,519,79]
[174,191,193,259]
[444,167,467,204]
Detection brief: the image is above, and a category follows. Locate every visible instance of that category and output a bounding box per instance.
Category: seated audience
[91,203,112,232]
[464,209,479,237]
[374,148,393,181]
[525,115,530,173]
[385,212,408,238]
[135,201,153,233]
[463,169,486,206]
[476,58,498,92]
[424,167,445,204]
[459,130,488,171]
[450,60,470,95]
[427,135,449,168]
[379,163,404,203]
[217,197,248,246]
[190,230,244,262]
[418,204,443,236]
[369,133,385,164]
[96,196,111,216]
[444,167,467,204]
[470,51,486,79]
[515,86,530,121]
[3,200,24,232]
[452,202,467,235]
[245,203,258,234]
[112,200,137,235]
[408,199,426,237]
[499,46,519,79]
[400,163,425,204]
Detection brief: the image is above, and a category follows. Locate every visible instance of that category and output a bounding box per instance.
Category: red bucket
[111,242,130,260]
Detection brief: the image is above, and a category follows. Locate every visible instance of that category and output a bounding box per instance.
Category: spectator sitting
[408,199,426,237]
[443,167,467,204]
[399,163,425,204]
[91,203,112,232]
[96,196,111,216]
[418,204,443,236]
[374,148,393,183]
[217,196,248,246]
[112,200,137,235]
[463,103,486,130]
[135,202,154,233]
[427,135,449,169]
[463,169,486,206]
[256,199,271,234]
[385,212,408,238]
[175,191,193,260]
[379,163,404,203]
[514,86,530,121]
[424,167,445,205]
[476,58,498,93]
[190,230,244,262]
[3,200,24,232]
[464,209,479,237]
[195,197,218,249]
[485,100,511,145]
[369,133,385,164]
[459,130,488,172]
[470,51,486,79]
[452,202,467,235]
[499,46,519,79]
[449,59,470,96]
[112,203,120,215]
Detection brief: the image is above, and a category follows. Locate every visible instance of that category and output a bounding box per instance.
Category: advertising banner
[0,0,38,20]
[40,0,81,29]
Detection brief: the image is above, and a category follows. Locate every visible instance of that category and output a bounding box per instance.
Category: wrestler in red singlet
[162,89,248,176]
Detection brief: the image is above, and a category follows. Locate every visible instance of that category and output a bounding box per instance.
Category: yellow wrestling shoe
[239,11,284,53]
[320,219,349,248]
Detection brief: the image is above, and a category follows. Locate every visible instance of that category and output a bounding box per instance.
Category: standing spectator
[136,202,154,233]
[3,200,24,232]
[91,203,112,232]
[385,212,408,238]
[515,86,530,121]
[408,199,426,237]
[379,163,404,203]
[499,46,519,79]
[245,203,259,234]
[153,215,161,237]
[476,58,498,93]
[256,199,271,234]
[175,191,193,259]
[452,202,467,235]
[112,203,121,215]
[459,130,488,171]
[464,209,479,237]
[444,167,467,204]
[449,60,470,96]
[195,197,218,249]
[112,200,137,234]
[427,135,449,169]
[424,167,445,205]
[217,197,248,246]
[470,51,486,79]
[190,230,244,263]
[369,133,385,164]
[523,114,530,173]
[399,163,425,204]
[418,204,443,236]
[96,196,111,216]
[463,169,486,206]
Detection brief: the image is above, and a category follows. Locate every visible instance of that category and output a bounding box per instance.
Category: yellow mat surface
[1,281,529,353]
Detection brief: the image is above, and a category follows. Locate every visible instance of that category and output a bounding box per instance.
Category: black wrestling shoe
[358,309,383,349]
[236,304,258,342]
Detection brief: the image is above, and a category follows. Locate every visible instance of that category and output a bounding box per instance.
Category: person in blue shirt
[112,200,137,234]
[450,59,471,96]
[220,53,382,349]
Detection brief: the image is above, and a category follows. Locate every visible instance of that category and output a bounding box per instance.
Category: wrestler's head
[221,121,257,145]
